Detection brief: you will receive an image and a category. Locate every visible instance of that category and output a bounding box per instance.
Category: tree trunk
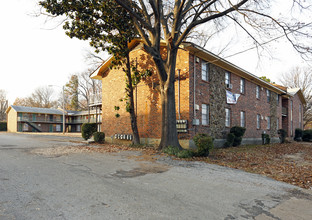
[158,81,181,150]
[125,53,140,145]
[153,47,181,150]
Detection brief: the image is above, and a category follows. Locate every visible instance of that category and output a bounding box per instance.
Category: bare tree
[0,90,8,121]
[280,66,312,127]
[13,86,57,108]
[77,70,102,110]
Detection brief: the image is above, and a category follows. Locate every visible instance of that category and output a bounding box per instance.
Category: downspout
[193,54,197,122]
[193,53,196,119]
[135,58,138,117]
[178,69,181,120]
[96,104,98,131]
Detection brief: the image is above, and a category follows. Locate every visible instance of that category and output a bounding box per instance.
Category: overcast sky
[0,0,310,104]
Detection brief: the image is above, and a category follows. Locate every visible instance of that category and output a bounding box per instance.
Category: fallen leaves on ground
[202,143,312,189]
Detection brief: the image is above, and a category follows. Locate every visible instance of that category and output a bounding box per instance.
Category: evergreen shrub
[93,132,105,143]
[230,126,246,147]
[303,129,312,142]
[278,129,287,143]
[294,128,303,142]
[81,123,97,140]
[224,133,235,148]
[193,133,214,157]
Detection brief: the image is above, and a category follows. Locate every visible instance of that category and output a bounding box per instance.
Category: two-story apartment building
[91,39,305,148]
[6,105,102,133]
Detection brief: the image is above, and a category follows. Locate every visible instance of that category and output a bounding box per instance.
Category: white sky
[0,0,310,104]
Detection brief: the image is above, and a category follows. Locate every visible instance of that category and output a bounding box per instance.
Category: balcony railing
[18,116,102,124]
[18,116,63,123]
[67,118,102,124]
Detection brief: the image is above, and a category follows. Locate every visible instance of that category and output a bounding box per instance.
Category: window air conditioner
[226,84,233,89]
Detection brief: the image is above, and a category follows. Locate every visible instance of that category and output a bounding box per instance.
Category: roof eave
[182,42,286,94]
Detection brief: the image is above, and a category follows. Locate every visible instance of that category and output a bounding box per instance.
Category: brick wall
[101,47,190,140]
[100,45,301,143]
[188,56,282,139]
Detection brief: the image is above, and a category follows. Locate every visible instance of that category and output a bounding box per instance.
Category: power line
[224,22,312,59]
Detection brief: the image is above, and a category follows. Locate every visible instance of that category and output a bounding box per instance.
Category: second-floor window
[266,89,271,103]
[256,85,260,99]
[202,104,209,125]
[225,72,231,86]
[201,62,209,81]
[240,78,245,94]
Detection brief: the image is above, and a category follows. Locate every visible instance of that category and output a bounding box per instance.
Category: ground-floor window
[267,116,271,130]
[56,124,61,132]
[77,125,81,132]
[202,104,209,125]
[23,123,29,131]
[257,114,261,129]
[240,111,246,127]
[225,108,230,127]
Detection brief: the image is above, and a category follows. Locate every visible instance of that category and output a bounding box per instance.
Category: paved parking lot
[0,132,311,219]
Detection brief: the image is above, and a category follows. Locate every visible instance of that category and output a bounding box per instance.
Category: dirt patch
[31,144,159,159]
[112,163,170,178]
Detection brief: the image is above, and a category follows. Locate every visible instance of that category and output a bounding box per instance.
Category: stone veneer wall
[270,92,278,137]
[209,65,226,139]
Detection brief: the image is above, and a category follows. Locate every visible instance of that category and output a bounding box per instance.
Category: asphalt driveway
[0,132,311,219]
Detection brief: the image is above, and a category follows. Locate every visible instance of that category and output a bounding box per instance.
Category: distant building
[6,105,102,133]
[91,39,305,148]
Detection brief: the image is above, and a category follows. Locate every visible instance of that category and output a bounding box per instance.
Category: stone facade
[209,65,227,139]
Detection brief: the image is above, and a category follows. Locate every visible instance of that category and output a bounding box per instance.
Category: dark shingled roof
[10,105,64,115]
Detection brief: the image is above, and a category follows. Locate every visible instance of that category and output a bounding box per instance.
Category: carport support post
[62,86,65,134]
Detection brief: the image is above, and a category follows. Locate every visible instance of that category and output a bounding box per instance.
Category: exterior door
[49,124,53,132]
[18,123,23,132]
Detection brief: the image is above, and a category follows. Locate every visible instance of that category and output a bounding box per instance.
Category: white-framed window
[225,108,231,127]
[240,111,246,127]
[201,61,209,81]
[257,114,261,129]
[266,89,271,103]
[202,104,209,125]
[240,78,245,94]
[267,116,271,130]
[256,85,260,99]
[225,72,231,85]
